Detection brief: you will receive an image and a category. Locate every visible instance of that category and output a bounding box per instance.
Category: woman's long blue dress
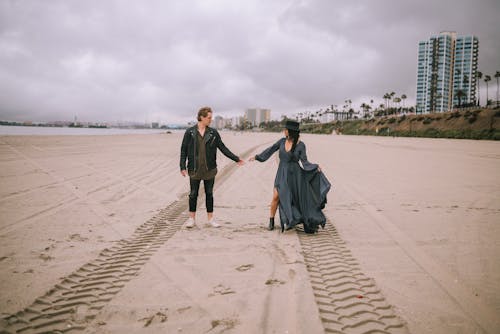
[255,138,331,232]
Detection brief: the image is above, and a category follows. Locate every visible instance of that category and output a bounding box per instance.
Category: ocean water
[0,125,180,136]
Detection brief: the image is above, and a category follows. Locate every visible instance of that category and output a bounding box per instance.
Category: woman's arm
[297,142,318,171]
[254,138,283,162]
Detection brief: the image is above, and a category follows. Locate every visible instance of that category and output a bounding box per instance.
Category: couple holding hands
[179,107,330,233]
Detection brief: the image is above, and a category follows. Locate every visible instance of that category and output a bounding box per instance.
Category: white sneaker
[208,218,220,228]
[185,217,195,228]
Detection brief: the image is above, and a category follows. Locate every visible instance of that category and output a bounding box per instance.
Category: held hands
[248,156,255,162]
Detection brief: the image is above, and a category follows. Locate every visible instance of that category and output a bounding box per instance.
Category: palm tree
[430,85,438,112]
[366,104,372,117]
[435,93,442,111]
[344,99,352,111]
[360,103,366,117]
[393,97,401,113]
[495,71,500,106]
[348,108,354,120]
[401,94,407,109]
[476,71,482,106]
[383,93,390,109]
[390,91,396,109]
[456,90,466,108]
[484,75,492,105]
[360,103,372,118]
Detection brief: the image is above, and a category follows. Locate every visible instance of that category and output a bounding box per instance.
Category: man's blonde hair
[197,107,213,121]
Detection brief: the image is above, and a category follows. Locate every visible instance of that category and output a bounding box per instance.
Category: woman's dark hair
[287,129,300,153]
[197,107,212,121]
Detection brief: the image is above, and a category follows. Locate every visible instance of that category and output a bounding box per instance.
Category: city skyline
[0,1,499,124]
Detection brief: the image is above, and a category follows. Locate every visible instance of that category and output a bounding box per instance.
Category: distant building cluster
[416,31,479,113]
[212,115,243,129]
[244,108,271,127]
[203,108,272,130]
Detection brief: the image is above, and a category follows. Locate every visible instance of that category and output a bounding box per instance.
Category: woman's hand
[237,159,245,166]
[180,170,187,177]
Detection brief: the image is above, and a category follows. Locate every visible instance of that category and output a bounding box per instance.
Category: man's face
[200,112,212,126]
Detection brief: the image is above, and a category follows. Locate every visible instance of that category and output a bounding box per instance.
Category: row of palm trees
[476,70,500,106]
[293,70,500,122]
[382,92,408,109]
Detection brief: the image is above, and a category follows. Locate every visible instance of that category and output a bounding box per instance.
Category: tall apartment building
[416,32,478,113]
[214,115,225,130]
[244,108,271,126]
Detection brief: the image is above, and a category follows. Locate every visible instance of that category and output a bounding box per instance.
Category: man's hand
[181,170,187,177]
[237,159,245,166]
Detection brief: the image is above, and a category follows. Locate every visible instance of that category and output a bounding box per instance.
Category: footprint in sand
[139,309,168,327]
[265,278,286,286]
[68,233,89,242]
[235,264,254,272]
[210,284,235,296]
[39,253,54,261]
[43,244,56,251]
[176,306,191,314]
[210,317,239,331]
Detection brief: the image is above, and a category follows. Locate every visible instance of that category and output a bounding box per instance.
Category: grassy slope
[302,108,500,140]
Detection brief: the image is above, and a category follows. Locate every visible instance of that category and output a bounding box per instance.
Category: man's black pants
[189,178,215,212]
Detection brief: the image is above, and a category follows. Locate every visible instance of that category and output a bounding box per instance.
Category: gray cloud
[0,0,499,124]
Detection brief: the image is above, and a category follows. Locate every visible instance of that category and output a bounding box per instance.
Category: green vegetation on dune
[296,108,500,140]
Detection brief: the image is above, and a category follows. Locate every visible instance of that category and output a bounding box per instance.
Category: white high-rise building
[245,108,271,126]
[416,31,479,113]
[214,116,224,130]
[452,35,479,107]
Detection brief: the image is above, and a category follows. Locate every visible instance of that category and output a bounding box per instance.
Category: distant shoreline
[0,125,180,136]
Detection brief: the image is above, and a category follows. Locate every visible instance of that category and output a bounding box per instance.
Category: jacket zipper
[191,129,197,172]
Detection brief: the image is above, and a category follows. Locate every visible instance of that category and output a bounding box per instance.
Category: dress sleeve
[297,142,318,171]
[255,138,283,162]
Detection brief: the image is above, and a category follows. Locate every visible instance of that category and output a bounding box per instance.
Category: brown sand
[0,132,498,333]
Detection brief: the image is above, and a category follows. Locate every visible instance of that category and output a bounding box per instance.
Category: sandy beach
[0,132,499,333]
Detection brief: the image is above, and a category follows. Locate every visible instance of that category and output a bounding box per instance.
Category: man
[180,107,244,228]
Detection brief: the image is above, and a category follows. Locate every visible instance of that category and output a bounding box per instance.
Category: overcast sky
[0,0,499,124]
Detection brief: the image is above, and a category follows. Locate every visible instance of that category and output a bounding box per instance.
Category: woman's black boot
[268,217,275,231]
[280,221,285,233]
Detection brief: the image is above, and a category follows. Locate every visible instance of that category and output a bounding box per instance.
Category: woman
[249,120,330,233]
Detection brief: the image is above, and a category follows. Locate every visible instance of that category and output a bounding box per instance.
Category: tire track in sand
[297,222,409,334]
[0,145,260,334]
[341,183,499,334]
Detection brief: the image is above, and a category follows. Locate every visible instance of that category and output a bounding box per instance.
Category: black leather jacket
[180,126,240,172]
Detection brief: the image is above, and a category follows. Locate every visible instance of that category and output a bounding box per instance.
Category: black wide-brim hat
[285,120,300,131]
